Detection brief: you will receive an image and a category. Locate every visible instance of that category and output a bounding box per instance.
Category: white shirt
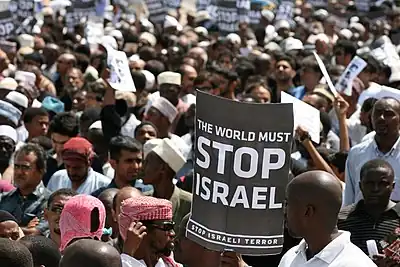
[344,136,400,205]
[47,168,110,194]
[120,114,141,138]
[278,231,376,267]
[121,254,182,267]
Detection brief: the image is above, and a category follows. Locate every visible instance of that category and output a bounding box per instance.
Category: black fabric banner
[187,91,294,255]
[0,10,15,39]
[9,0,34,23]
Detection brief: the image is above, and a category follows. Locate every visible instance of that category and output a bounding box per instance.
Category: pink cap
[59,195,106,251]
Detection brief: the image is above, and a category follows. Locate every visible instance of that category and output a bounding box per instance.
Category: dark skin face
[145,107,169,135]
[159,84,180,106]
[0,136,15,169]
[143,152,164,185]
[63,158,90,184]
[111,150,143,184]
[372,99,400,138]
[25,115,49,139]
[45,195,74,237]
[360,166,394,207]
[135,125,157,145]
[142,220,176,256]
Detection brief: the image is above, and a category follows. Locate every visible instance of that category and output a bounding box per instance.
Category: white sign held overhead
[336,56,367,96]
[313,51,338,97]
[106,47,136,92]
[281,91,321,144]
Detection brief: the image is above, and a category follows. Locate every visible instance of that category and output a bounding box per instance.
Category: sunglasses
[146,221,175,232]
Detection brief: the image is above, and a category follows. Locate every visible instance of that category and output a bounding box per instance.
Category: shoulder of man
[0,189,16,202]
[338,203,358,222]
[177,187,192,203]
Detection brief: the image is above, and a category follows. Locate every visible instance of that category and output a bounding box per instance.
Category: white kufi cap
[0,125,17,143]
[152,138,186,173]
[6,91,28,109]
[143,138,163,158]
[151,97,178,124]
[157,71,181,86]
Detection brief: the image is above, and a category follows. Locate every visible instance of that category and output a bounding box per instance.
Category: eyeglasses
[146,221,175,232]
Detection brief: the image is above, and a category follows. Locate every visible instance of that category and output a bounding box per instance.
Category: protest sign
[65,0,96,29]
[281,92,321,144]
[9,0,34,23]
[106,46,136,92]
[275,1,293,22]
[145,0,166,25]
[314,51,338,97]
[187,91,293,255]
[0,10,15,39]
[336,56,367,96]
[216,0,250,35]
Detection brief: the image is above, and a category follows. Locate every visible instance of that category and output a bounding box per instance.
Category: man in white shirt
[344,98,400,205]
[279,170,375,267]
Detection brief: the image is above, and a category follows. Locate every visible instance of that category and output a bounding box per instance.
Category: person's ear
[110,159,117,169]
[305,205,315,218]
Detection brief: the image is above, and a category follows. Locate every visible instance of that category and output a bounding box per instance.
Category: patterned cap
[59,195,106,251]
[119,196,172,240]
[62,137,94,161]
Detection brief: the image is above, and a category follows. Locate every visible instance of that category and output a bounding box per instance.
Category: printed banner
[0,10,15,39]
[187,91,293,255]
[336,56,367,96]
[8,0,34,23]
[216,0,250,35]
[65,0,96,29]
[275,1,293,22]
[106,46,136,92]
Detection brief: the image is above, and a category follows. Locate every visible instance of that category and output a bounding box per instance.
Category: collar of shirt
[372,135,400,157]
[15,182,46,198]
[295,231,351,264]
[353,200,400,217]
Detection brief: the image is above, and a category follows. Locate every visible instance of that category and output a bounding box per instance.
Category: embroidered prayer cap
[139,32,157,47]
[59,195,106,251]
[143,138,163,158]
[0,125,17,143]
[157,71,181,86]
[0,77,18,91]
[6,91,28,109]
[62,137,94,162]
[118,196,172,240]
[0,100,22,126]
[150,97,178,124]
[152,138,186,173]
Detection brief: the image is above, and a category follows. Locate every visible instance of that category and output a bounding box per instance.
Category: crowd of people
[1,0,400,266]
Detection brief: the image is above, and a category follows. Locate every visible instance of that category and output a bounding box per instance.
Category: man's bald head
[60,239,121,267]
[286,171,342,237]
[374,97,400,114]
[113,186,143,215]
[99,188,119,208]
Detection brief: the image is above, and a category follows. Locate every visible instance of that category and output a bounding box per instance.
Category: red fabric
[0,180,15,193]
[119,196,172,240]
[62,137,93,160]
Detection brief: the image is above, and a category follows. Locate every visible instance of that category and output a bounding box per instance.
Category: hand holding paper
[334,96,349,117]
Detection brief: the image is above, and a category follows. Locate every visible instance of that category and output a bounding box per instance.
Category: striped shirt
[337,201,400,254]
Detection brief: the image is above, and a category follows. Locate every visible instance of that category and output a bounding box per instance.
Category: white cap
[275,20,291,31]
[6,91,28,109]
[283,37,303,52]
[339,29,353,40]
[17,34,34,49]
[139,32,157,47]
[164,15,183,31]
[0,78,18,91]
[0,125,17,143]
[143,138,163,158]
[32,25,41,35]
[110,29,123,40]
[152,138,186,173]
[0,100,22,126]
[264,42,282,52]
[14,71,36,87]
[141,70,155,90]
[314,9,329,19]
[129,54,140,62]
[195,10,211,23]
[42,6,54,16]
[198,41,211,48]
[101,36,118,50]
[349,22,366,35]
[226,33,241,46]
[89,120,102,130]
[194,26,208,37]
[32,99,42,108]
[261,10,275,21]
[151,97,178,124]
[157,71,181,86]
[140,19,155,34]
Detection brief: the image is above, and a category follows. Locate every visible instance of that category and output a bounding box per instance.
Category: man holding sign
[187,91,293,255]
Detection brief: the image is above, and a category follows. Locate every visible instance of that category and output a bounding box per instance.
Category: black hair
[334,39,357,58]
[320,111,332,139]
[48,112,79,137]
[15,143,47,172]
[80,107,101,124]
[193,71,212,87]
[138,46,157,61]
[131,71,146,91]
[301,55,322,76]
[360,159,394,181]
[19,235,61,267]
[30,136,53,151]
[86,82,106,102]
[47,188,78,207]
[74,53,90,73]
[361,97,378,113]
[328,152,348,173]
[23,107,49,124]
[144,60,166,78]
[109,136,142,160]
[0,238,34,267]
[75,44,91,58]
[134,121,158,137]
[363,55,381,74]
[276,54,297,70]
[245,81,271,94]
[24,52,44,66]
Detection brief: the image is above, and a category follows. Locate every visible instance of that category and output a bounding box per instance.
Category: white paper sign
[15,70,36,87]
[281,91,321,144]
[336,56,367,96]
[313,51,338,97]
[106,47,136,92]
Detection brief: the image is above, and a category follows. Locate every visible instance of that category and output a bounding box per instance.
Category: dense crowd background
[1,0,400,266]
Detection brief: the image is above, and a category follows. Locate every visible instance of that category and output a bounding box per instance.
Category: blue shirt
[288,86,307,100]
[47,168,111,195]
[344,136,400,205]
